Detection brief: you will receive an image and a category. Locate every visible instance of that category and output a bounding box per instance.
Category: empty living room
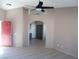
[0,0,78,59]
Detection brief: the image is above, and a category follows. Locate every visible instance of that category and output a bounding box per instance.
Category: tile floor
[0,39,77,59]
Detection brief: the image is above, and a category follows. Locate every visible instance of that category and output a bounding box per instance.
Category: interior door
[36,25,43,39]
[2,21,12,47]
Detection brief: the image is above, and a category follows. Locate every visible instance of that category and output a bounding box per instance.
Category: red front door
[2,21,12,47]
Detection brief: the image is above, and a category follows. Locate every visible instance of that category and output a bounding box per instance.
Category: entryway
[29,21,45,48]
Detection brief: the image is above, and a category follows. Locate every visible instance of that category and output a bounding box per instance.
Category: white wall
[0,9,6,20]
[6,8,24,47]
[54,7,78,58]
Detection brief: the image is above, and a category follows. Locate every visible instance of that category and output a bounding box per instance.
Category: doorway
[36,24,43,39]
[29,21,45,48]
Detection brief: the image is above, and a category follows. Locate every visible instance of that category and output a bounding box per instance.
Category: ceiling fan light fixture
[36,8,41,11]
[41,9,45,12]
[6,3,12,6]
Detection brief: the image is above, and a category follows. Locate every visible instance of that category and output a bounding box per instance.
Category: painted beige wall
[54,7,78,58]
[6,8,24,47]
[0,8,6,20]
[22,8,29,47]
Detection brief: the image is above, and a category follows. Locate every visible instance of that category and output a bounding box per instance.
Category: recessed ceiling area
[0,0,78,10]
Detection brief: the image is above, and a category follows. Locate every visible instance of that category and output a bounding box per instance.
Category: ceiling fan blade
[36,1,43,8]
[41,7,54,9]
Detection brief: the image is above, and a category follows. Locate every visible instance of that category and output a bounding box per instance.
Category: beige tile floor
[0,39,77,59]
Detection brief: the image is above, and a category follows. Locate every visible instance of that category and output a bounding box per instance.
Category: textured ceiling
[0,0,78,10]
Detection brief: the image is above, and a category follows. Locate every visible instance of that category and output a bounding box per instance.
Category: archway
[29,21,46,47]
